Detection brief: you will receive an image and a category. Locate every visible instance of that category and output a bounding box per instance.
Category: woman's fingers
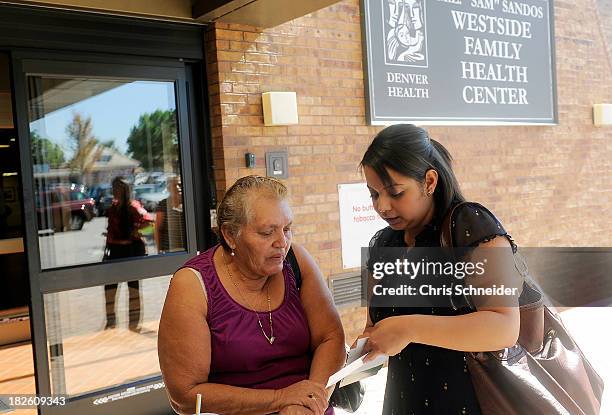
[363,335,374,353]
[362,335,382,362]
[298,382,326,415]
[363,349,383,363]
[279,379,327,414]
[301,395,325,415]
[351,327,374,348]
[311,388,327,414]
[280,404,316,415]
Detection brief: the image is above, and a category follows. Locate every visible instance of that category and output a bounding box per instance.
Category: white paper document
[326,338,387,388]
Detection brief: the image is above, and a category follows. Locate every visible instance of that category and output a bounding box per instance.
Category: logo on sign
[383,0,428,67]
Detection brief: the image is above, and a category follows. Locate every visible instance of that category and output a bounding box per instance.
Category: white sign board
[338,183,387,269]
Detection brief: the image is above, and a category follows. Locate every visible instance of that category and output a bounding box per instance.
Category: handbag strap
[286,246,302,291]
[440,201,470,249]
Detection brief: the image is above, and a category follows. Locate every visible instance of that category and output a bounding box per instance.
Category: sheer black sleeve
[451,202,522,309]
[451,202,517,253]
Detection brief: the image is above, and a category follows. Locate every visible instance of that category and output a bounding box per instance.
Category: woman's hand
[363,315,412,362]
[351,325,374,349]
[276,380,327,415]
[279,404,316,415]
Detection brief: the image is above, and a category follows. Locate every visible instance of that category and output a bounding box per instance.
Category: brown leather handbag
[440,202,604,415]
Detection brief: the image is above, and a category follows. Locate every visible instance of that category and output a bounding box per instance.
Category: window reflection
[27,77,187,269]
[44,275,171,396]
[103,177,149,330]
[155,175,185,254]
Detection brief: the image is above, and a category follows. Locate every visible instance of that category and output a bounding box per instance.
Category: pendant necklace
[223,251,275,345]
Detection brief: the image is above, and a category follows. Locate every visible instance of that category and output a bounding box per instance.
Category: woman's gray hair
[216,175,288,250]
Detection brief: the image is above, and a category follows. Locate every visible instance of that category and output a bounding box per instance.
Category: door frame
[10,49,210,415]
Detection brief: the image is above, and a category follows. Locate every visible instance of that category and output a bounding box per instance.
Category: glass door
[12,52,200,415]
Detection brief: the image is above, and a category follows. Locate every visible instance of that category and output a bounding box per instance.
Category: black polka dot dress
[368,202,517,415]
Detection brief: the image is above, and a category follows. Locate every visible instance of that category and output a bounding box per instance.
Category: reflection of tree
[66,113,103,174]
[31,131,65,168]
[100,139,120,152]
[126,110,178,171]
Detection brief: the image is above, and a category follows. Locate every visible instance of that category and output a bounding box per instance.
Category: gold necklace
[223,251,275,345]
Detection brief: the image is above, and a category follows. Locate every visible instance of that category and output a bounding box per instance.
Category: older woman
[158,175,345,415]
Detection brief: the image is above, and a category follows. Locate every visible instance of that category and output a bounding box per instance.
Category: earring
[230,249,235,257]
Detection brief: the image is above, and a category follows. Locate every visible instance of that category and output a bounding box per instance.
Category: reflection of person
[155,176,185,254]
[158,176,345,415]
[103,176,148,331]
[357,125,521,415]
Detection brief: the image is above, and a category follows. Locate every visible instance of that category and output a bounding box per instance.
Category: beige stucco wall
[11,0,193,20]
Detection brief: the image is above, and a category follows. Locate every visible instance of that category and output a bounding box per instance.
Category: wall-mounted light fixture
[262,92,298,126]
[593,104,612,126]
[245,152,256,168]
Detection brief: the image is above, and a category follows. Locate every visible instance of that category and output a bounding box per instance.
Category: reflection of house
[32,165,72,186]
[83,147,140,186]
[33,147,140,188]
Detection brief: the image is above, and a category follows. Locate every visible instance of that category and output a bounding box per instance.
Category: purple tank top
[182,245,312,390]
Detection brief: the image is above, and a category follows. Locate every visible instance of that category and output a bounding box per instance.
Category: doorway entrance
[0,5,214,413]
[0,51,36,415]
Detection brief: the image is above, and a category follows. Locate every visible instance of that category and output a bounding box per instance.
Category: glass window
[44,275,171,396]
[27,77,187,269]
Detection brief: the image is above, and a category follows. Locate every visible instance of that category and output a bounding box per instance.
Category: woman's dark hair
[112,176,133,239]
[360,124,465,218]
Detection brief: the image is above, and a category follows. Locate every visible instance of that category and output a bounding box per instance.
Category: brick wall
[596,0,612,62]
[204,0,612,342]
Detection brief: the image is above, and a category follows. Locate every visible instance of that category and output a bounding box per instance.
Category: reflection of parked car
[98,189,114,217]
[89,184,113,217]
[134,171,167,186]
[36,187,95,232]
[133,183,168,212]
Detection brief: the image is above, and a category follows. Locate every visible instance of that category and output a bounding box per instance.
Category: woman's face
[364,165,435,232]
[231,196,293,278]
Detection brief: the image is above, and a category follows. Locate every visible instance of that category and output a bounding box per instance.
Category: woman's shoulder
[128,202,146,217]
[450,202,516,250]
[288,242,319,280]
[182,245,217,273]
[174,248,216,309]
[168,266,208,317]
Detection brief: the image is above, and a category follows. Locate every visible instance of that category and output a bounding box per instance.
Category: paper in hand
[326,338,387,388]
